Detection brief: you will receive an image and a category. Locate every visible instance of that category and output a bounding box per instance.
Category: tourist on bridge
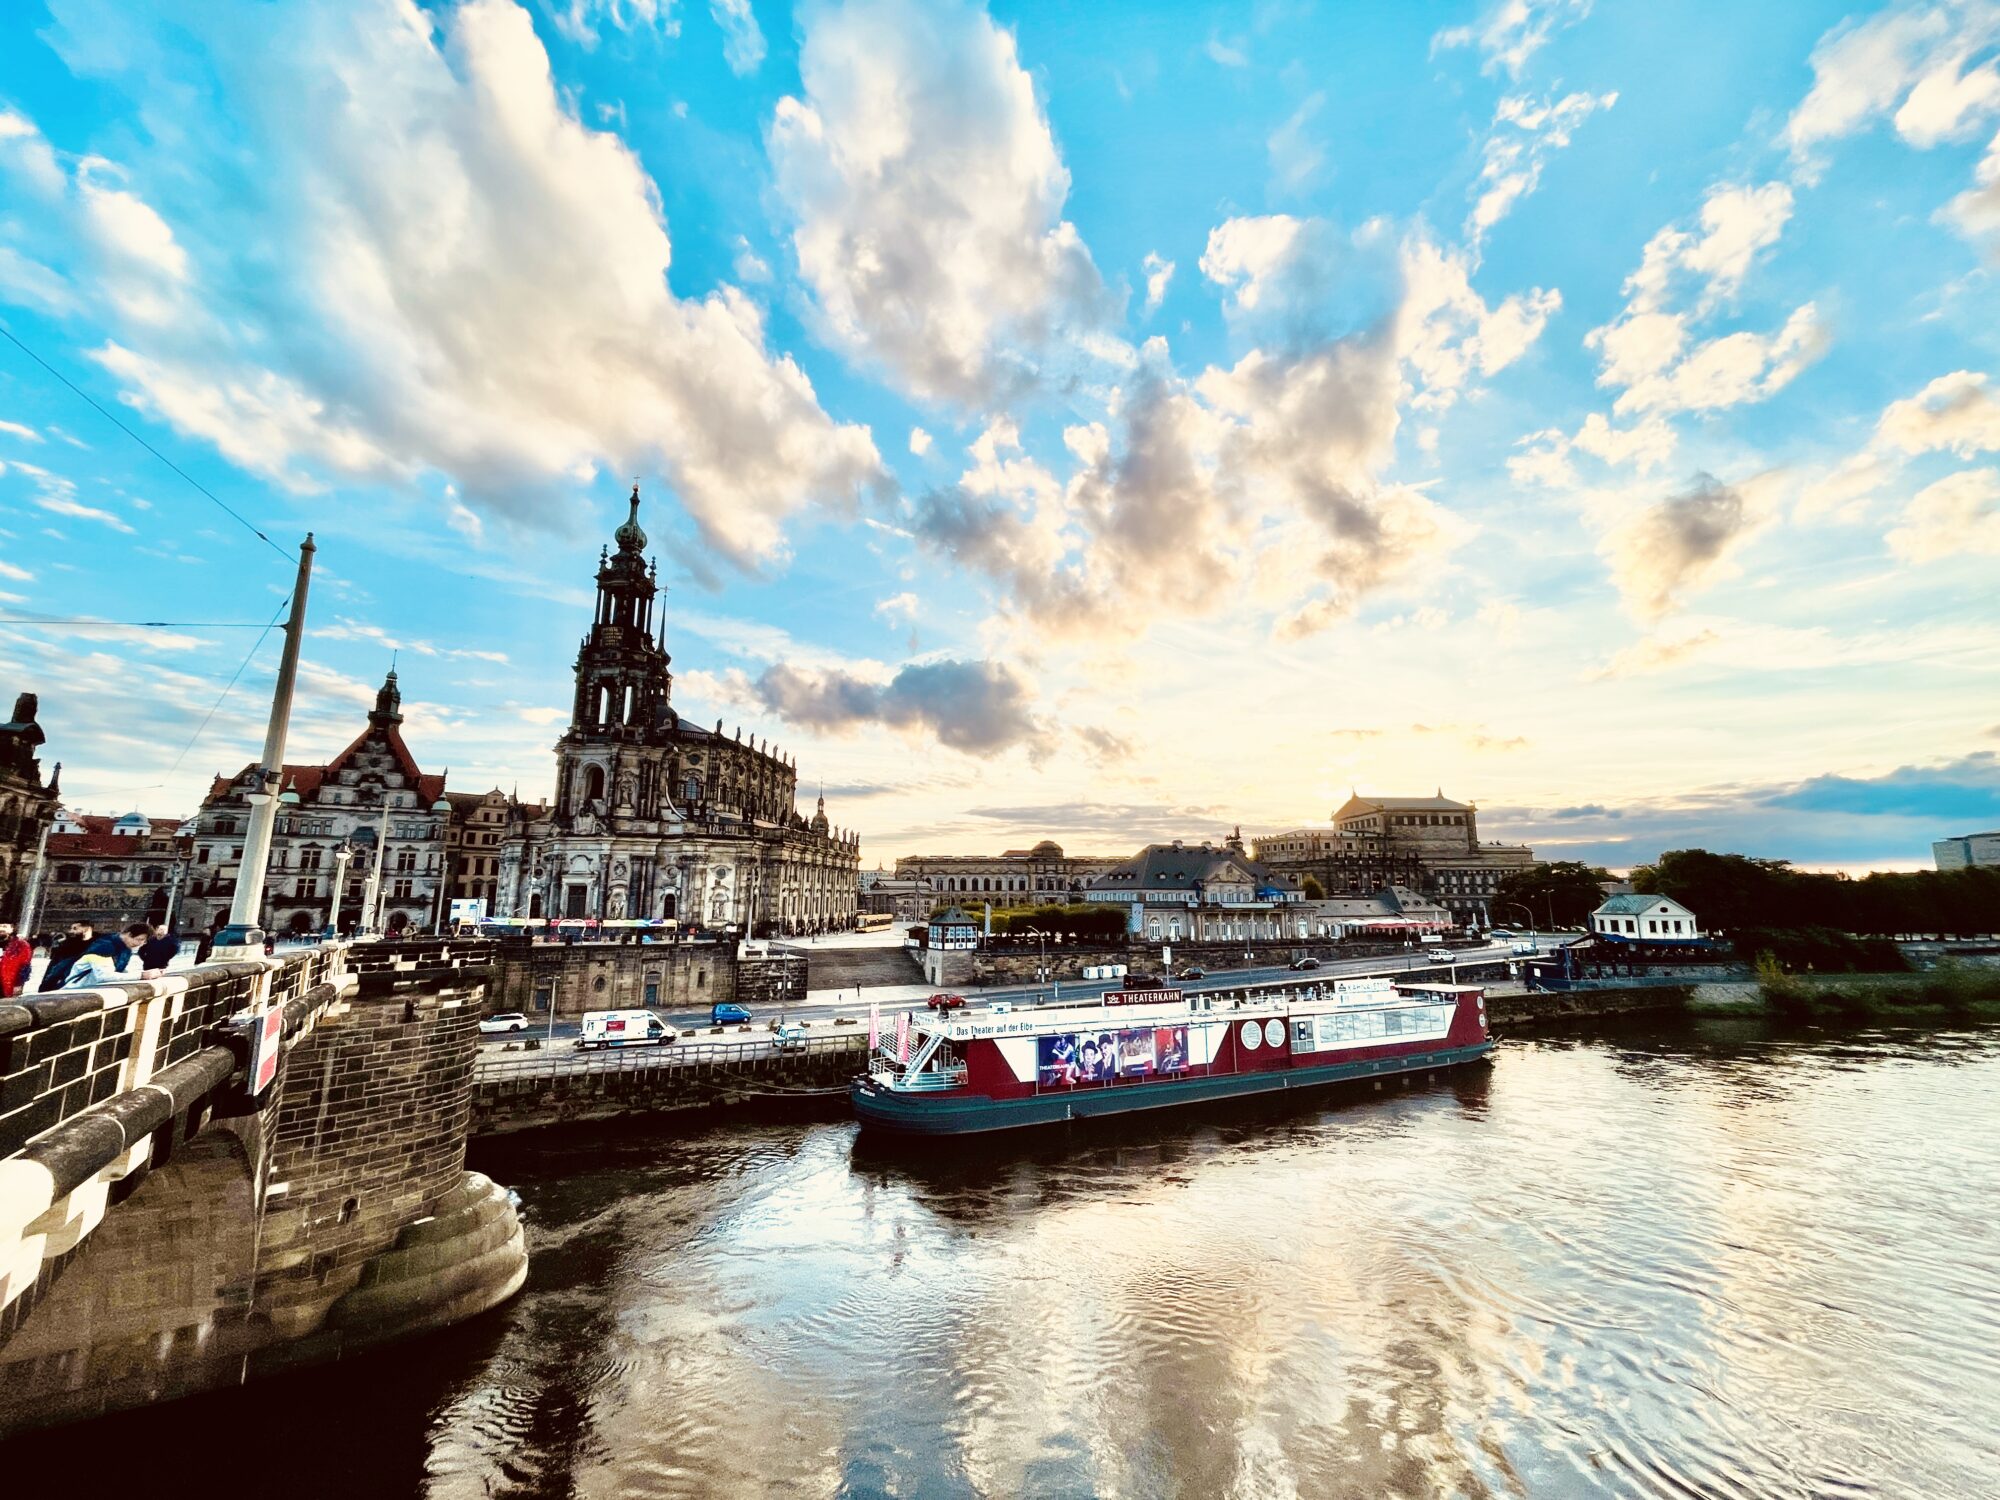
[61,923,151,989]
[138,923,180,977]
[37,921,94,992]
[0,922,30,998]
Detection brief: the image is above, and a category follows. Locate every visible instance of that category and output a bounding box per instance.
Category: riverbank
[1732,964,2000,1023]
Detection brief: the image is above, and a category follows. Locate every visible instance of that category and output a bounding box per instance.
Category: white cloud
[1432,0,1594,79]
[732,235,771,283]
[710,0,766,74]
[1576,181,1824,425]
[768,0,1109,408]
[1785,3,2000,250]
[0,419,41,443]
[908,426,932,456]
[873,590,920,622]
[911,215,1549,642]
[1467,89,1616,246]
[34,494,134,533]
[1877,369,2000,455]
[1887,466,2000,560]
[1268,92,1327,193]
[13,0,886,567]
[1602,472,1765,619]
[549,0,679,48]
[1142,251,1175,314]
[1205,34,1248,67]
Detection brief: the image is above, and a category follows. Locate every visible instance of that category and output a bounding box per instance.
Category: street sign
[248,1006,285,1095]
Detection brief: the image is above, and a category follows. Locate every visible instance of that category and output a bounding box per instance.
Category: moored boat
[850,975,1492,1136]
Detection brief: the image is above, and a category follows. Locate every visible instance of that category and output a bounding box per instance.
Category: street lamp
[329,842,355,936]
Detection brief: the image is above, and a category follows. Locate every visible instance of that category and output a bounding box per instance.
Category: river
[12,1016,2000,1498]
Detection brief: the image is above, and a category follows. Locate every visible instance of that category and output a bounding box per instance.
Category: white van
[577,1010,673,1049]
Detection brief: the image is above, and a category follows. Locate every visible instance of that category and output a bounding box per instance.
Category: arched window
[623,684,635,724]
[581,764,606,805]
[596,686,610,725]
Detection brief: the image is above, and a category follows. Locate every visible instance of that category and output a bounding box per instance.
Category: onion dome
[615,484,647,553]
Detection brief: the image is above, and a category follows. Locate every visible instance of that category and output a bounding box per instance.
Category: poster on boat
[1037,1025,1188,1086]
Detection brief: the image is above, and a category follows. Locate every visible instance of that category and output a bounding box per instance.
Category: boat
[849,975,1493,1136]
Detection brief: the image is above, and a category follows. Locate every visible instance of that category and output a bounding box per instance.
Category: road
[476,937,1559,1051]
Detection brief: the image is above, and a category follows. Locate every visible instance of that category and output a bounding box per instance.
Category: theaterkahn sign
[1102,988,1183,1006]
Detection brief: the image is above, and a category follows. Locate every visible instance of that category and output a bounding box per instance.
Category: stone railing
[0,944,350,1333]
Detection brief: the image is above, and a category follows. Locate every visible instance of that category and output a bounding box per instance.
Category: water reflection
[4,1018,1997,1499]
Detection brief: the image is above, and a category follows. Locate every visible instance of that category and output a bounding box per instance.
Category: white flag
[868,1002,881,1051]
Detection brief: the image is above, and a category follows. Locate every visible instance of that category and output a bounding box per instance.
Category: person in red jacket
[0,922,31,998]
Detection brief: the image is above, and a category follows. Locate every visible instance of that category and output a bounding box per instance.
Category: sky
[1,0,1998,875]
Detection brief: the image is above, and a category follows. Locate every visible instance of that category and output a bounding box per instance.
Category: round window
[1264,1018,1284,1047]
[592,976,607,992]
[1239,1019,1262,1051]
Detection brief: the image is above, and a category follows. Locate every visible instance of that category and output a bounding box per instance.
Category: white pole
[360,796,390,936]
[217,534,315,952]
[330,847,350,935]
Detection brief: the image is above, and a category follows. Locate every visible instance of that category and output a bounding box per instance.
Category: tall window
[391,878,414,900]
[296,878,319,899]
[299,845,323,871]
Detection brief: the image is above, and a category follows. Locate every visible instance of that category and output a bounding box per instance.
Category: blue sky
[1,0,1997,871]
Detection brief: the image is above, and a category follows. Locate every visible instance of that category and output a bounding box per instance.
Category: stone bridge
[0,939,526,1438]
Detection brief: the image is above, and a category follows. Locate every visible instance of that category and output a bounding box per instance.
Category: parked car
[1487,927,1515,940]
[927,992,967,1011]
[1288,957,1320,971]
[774,1022,808,1052]
[1179,966,1207,980]
[1430,949,1458,963]
[478,1012,530,1035]
[711,1002,754,1025]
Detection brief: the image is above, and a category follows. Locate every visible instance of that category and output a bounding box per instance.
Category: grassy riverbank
[1750,958,2000,1022]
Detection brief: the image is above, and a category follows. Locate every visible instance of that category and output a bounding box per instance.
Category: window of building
[391,878,415,900]
[297,878,319,898]
[299,845,323,871]
[55,864,81,883]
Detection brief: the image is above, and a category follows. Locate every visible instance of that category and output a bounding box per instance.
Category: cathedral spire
[615,482,647,554]
[371,664,404,728]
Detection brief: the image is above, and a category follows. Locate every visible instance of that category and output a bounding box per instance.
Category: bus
[856,911,895,932]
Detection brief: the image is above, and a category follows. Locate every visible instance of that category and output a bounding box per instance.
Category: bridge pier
[0,942,526,1438]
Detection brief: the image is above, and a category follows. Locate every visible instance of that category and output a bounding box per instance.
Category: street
[476,937,1557,1051]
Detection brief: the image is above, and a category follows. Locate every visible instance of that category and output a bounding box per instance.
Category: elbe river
[15,1016,2000,1498]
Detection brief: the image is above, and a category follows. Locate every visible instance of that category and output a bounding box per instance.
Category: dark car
[711,1002,754,1025]
[927,992,967,1011]
[1288,957,1320,971]
[1179,966,1207,980]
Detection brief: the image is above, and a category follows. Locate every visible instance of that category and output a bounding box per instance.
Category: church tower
[554,486,677,821]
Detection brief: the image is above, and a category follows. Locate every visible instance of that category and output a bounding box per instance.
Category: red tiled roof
[48,828,188,857]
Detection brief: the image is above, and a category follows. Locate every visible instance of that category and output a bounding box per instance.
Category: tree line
[1631,849,2000,937]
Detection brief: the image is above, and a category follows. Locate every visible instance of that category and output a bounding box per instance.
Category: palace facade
[183,670,449,936]
[495,488,859,935]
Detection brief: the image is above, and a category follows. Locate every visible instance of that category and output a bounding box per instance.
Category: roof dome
[615,484,647,553]
[432,795,452,812]
[1030,839,1063,857]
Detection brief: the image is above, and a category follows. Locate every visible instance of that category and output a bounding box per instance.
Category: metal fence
[475,1028,870,1082]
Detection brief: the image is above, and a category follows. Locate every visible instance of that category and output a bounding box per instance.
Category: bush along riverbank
[1754,955,2000,1022]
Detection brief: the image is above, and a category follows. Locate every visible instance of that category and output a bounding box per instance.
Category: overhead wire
[144,592,293,790]
[0,320,294,564]
[0,618,279,628]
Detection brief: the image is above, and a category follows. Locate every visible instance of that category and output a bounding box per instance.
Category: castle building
[183,670,449,936]
[495,488,859,934]
[1,693,60,925]
[37,811,193,933]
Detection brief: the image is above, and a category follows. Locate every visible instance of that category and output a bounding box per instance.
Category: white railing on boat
[874,1065,969,1092]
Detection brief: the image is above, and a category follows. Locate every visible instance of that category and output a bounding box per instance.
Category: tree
[1301,875,1326,900]
[1493,861,1610,928]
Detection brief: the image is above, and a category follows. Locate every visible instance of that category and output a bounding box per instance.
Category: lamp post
[330,845,353,936]
[358,796,391,937]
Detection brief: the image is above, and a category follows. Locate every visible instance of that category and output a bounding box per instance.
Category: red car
[926,992,967,1011]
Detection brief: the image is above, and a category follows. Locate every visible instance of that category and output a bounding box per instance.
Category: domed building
[493,487,859,935]
[893,837,1120,904]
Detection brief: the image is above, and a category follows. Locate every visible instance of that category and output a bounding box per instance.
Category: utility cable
[0,320,293,564]
[145,592,293,790]
[0,618,278,627]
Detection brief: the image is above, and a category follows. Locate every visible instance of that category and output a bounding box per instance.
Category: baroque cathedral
[495,487,860,933]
